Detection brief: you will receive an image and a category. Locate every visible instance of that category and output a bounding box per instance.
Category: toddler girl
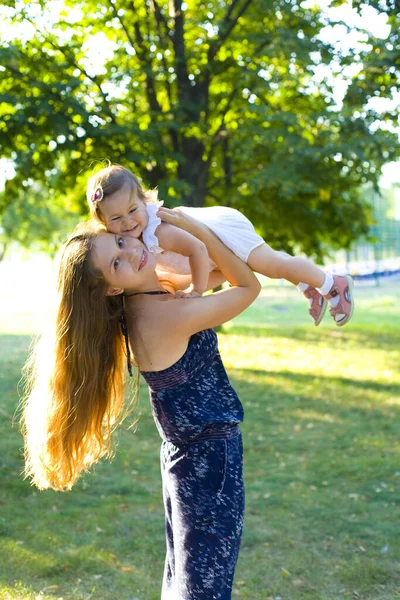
[86,164,354,326]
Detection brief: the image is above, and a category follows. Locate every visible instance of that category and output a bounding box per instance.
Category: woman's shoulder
[130,293,208,337]
[129,296,196,371]
[128,294,185,335]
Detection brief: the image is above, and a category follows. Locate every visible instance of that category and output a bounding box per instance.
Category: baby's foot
[303,286,328,326]
[324,275,354,327]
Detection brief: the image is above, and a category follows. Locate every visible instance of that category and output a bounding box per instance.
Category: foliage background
[0,0,399,258]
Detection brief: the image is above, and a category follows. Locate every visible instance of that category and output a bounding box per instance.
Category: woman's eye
[113,258,120,270]
[129,208,137,214]
[117,237,124,248]
[112,216,121,221]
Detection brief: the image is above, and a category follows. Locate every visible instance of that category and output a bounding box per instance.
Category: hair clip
[91,185,104,203]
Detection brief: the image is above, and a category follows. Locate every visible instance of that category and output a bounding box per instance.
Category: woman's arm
[155,207,261,336]
[156,222,210,296]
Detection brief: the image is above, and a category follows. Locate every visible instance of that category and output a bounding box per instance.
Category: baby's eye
[113,257,120,270]
[129,208,137,214]
[111,216,121,221]
[117,237,124,248]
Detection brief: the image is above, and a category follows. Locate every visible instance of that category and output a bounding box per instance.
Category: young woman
[22,207,261,600]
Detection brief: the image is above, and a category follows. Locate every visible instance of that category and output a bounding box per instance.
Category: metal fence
[328,185,400,281]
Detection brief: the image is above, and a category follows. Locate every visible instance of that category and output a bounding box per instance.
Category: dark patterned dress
[141,328,245,600]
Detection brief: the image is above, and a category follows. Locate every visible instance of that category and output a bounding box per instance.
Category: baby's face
[99,183,149,237]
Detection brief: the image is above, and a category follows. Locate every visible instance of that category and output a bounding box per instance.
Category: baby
[86,164,354,326]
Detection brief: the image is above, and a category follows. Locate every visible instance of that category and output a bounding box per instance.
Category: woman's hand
[156,207,206,239]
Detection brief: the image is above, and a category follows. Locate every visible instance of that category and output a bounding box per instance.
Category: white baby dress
[142,202,264,274]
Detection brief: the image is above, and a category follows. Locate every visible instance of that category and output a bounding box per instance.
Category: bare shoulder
[128,295,192,371]
[144,295,193,337]
[128,293,181,328]
[137,291,222,338]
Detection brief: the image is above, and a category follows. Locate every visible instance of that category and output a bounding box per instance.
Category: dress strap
[124,290,170,297]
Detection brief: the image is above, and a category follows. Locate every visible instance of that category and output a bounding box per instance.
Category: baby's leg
[247,243,354,327]
[248,243,326,288]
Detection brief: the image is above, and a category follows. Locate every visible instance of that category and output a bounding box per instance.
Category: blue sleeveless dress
[141,328,244,444]
[141,329,245,600]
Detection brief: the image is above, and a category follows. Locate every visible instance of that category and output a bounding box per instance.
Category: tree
[0,178,81,260]
[0,0,399,258]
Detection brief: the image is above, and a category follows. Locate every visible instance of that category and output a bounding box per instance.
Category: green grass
[0,276,399,600]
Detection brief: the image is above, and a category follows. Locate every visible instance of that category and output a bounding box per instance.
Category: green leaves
[0,181,81,255]
[0,0,399,256]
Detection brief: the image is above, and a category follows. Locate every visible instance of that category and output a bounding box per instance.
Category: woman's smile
[139,249,148,270]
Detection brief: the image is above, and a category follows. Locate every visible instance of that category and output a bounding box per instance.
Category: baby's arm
[157,269,226,293]
[155,221,210,296]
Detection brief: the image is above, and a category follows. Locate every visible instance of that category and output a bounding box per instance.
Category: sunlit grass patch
[0,277,399,599]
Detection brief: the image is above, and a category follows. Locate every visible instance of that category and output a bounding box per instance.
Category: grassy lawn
[0,265,399,600]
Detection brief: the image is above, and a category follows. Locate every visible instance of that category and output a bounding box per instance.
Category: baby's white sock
[298,275,333,295]
[318,272,333,296]
[298,274,339,307]
[318,273,340,307]
[297,282,309,292]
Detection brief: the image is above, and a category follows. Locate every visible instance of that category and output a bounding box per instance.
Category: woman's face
[91,231,158,294]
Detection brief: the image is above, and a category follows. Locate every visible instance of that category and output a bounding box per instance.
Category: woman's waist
[189,422,240,443]
[163,422,241,448]
[151,389,244,446]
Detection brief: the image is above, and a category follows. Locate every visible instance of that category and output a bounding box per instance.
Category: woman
[22,207,260,599]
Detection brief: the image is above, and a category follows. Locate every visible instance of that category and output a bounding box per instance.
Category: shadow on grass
[232,367,400,398]
[223,322,400,351]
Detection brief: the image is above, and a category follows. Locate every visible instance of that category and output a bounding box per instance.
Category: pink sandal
[303,286,328,326]
[324,275,354,327]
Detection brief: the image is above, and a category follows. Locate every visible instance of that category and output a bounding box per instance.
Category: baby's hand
[175,286,202,299]
[157,206,203,237]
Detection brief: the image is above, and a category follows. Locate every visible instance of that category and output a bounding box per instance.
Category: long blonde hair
[21,222,137,491]
[86,163,158,224]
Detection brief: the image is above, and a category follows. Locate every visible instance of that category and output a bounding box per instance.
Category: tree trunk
[179,137,209,207]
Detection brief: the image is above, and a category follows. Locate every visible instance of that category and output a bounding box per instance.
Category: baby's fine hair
[86,163,158,223]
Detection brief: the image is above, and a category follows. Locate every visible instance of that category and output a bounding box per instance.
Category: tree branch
[108,0,161,112]
[109,0,164,115]
[150,0,174,109]
[206,191,223,202]
[17,12,118,124]
[205,85,239,167]
[43,39,117,124]
[129,2,164,114]
[151,0,172,36]
[208,0,254,64]
[107,0,137,48]
[171,0,191,105]
[3,61,99,145]
[111,0,176,156]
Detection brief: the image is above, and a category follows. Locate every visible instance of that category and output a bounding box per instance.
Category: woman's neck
[124,273,174,296]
